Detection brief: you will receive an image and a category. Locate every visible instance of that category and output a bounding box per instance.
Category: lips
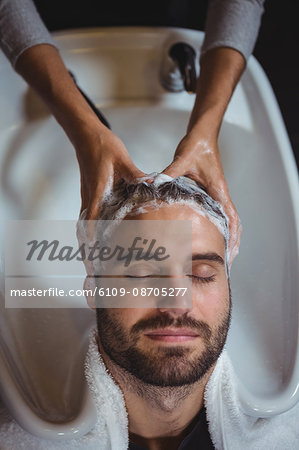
[145,328,199,336]
[144,328,199,342]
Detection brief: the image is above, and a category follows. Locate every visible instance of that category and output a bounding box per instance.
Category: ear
[76,218,96,276]
[77,219,97,309]
[84,275,96,310]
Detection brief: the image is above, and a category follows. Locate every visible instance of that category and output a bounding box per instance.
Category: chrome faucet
[160,42,197,93]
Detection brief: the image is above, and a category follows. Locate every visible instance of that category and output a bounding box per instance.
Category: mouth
[144,328,200,343]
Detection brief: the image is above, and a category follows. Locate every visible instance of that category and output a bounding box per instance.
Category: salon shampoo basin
[0,27,298,440]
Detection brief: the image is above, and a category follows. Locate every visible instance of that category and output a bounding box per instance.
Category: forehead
[125,202,225,255]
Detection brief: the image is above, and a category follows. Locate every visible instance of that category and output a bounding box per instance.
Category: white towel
[0,328,298,449]
[84,328,128,450]
[204,348,299,450]
[0,328,127,450]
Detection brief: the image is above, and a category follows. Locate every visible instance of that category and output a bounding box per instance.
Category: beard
[96,290,231,387]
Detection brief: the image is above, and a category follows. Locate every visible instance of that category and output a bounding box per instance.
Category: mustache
[131,313,212,341]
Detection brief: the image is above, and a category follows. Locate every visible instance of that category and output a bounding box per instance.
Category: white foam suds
[78,173,230,274]
[135,172,173,186]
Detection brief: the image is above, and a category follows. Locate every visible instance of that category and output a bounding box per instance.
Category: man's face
[96,203,231,387]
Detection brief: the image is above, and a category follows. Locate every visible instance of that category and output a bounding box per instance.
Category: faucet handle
[169,42,197,93]
[160,42,197,94]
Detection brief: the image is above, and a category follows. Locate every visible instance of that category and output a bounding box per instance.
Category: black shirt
[33,1,208,33]
[128,406,215,450]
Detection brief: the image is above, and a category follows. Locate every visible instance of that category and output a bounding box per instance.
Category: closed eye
[188,275,216,284]
[126,275,216,282]
[125,275,154,278]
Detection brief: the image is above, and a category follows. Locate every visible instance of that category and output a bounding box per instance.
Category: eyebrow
[102,252,225,270]
[192,252,224,265]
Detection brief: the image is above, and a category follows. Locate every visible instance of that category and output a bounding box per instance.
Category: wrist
[37,71,110,148]
[187,47,245,136]
[53,99,108,144]
[67,116,112,156]
[187,108,221,144]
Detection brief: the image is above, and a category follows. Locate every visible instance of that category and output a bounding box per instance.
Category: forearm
[187,47,245,140]
[188,0,265,141]
[0,0,100,145]
[15,44,107,149]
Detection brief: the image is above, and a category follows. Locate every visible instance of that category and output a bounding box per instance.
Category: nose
[156,275,192,315]
[157,306,192,317]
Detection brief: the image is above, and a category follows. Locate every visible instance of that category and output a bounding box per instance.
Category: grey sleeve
[0,0,57,67]
[201,0,265,61]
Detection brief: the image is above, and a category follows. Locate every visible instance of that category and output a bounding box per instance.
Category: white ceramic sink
[0,27,298,441]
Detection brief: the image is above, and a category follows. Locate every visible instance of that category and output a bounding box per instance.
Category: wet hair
[77,175,229,275]
[96,175,229,270]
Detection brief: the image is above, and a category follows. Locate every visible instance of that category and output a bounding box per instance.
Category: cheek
[192,281,229,323]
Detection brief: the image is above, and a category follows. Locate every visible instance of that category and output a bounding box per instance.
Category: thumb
[121,162,147,184]
[162,158,185,179]
[163,161,208,189]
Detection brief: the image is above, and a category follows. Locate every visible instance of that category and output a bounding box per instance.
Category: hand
[15,44,147,301]
[75,124,146,220]
[160,47,245,267]
[75,125,147,305]
[14,45,145,218]
[162,131,241,267]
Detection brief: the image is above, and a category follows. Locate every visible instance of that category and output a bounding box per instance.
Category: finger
[83,169,114,220]
[224,205,241,267]
[228,221,242,268]
[76,218,95,278]
[203,183,241,266]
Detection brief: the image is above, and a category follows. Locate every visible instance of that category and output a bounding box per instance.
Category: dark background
[33,0,299,169]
